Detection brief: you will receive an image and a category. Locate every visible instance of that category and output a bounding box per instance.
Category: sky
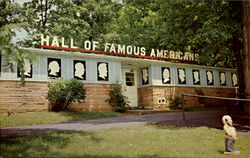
[12,29,28,44]
[11,0,31,44]
[15,0,31,5]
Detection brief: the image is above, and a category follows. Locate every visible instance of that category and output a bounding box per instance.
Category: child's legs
[226,138,233,151]
[231,140,235,150]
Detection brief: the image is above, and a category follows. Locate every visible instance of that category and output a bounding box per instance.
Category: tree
[19,0,122,48]
[19,0,243,68]
[102,1,242,68]
[104,0,164,54]
[0,0,37,85]
[156,1,242,68]
[241,1,250,115]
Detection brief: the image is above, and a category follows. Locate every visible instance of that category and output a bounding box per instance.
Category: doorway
[122,68,138,107]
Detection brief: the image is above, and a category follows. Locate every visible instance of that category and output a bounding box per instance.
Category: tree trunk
[241,1,250,115]
[231,2,244,107]
[235,36,244,106]
[40,0,43,26]
[44,0,48,27]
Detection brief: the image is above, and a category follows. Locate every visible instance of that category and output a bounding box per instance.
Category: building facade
[0,48,238,113]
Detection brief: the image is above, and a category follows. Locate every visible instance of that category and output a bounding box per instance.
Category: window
[141,68,149,85]
[74,60,86,80]
[97,62,109,81]
[48,58,61,78]
[192,70,200,85]
[231,73,238,87]
[162,67,171,84]
[178,68,186,84]
[126,72,134,86]
[17,59,32,78]
[206,70,214,86]
[219,72,226,86]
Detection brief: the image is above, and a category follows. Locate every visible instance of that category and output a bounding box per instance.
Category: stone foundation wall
[0,81,49,114]
[68,84,112,112]
[0,81,112,114]
[138,86,238,109]
[137,86,154,107]
[0,80,239,114]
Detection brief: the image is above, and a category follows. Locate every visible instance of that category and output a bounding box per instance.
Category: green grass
[0,112,123,128]
[0,125,249,158]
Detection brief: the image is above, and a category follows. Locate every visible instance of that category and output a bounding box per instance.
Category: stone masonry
[138,86,238,109]
[0,81,112,114]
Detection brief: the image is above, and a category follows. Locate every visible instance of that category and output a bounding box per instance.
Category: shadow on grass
[63,154,125,158]
[50,154,164,158]
[218,149,225,154]
[137,154,166,158]
[0,131,103,158]
[148,123,190,130]
[57,111,123,122]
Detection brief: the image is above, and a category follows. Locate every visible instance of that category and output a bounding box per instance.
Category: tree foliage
[19,0,122,49]
[18,0,242,68]
[0,0,37,85]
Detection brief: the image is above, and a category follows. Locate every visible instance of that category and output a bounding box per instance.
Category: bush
[169,97,186,110]
[106,84,129,112]
[47,78,86,112]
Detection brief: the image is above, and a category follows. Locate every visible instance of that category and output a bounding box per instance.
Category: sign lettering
[40,34,199,63]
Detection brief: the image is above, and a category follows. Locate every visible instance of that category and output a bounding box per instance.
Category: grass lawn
[0,112,123,128]
[0,125,249,158]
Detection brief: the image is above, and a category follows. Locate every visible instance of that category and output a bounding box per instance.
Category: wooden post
[182,94,185,121]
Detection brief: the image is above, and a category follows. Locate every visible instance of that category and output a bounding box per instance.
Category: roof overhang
[21,47,237,71]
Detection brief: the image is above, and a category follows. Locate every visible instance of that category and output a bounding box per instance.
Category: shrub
[47,78,86,112]
[169,97,186,110]
[106,84,129,112]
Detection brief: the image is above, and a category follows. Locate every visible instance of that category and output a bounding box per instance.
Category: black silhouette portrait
[48,58,61,78]
[206,70,214,85]
[142,68,149,85]
[97,62,109,81]
[17,59,32,78]
[178,68,186,84]
[74,60,86,80]
[192,70,200,85]
[162,67,171,84]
